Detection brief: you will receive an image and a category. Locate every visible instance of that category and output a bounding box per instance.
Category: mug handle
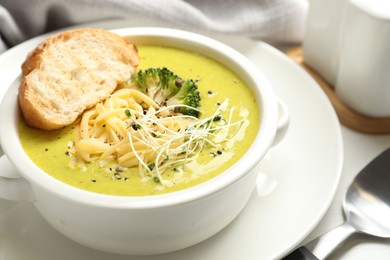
[272,98,289,146]
[0,155,34,201]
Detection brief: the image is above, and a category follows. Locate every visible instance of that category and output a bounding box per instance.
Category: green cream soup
[19,45,260,196]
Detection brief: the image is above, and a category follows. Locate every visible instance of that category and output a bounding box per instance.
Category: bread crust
[18,28,139,130]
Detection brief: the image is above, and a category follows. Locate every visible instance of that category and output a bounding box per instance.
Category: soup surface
[19,45,259,196]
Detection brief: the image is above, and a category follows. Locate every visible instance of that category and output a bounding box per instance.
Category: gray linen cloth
[0,0,307,53]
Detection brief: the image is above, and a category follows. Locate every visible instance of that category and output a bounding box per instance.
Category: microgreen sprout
[125,99,246,187]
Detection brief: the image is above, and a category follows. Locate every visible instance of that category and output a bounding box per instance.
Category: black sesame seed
[116,166,125,172]
[132,124,141,131]
[213,115,222,121]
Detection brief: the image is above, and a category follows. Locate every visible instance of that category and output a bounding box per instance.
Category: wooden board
[285,47,390,135]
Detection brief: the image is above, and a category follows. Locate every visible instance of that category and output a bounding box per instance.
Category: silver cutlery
[283,147,390,259]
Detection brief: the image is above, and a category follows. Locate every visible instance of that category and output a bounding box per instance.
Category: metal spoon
[283,147,390,260]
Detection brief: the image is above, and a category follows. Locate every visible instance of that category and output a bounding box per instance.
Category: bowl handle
[0,156,34,201]
[272,98,290,146]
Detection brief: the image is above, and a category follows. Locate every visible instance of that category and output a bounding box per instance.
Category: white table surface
[297,126,390,259]
[0,24,390,258]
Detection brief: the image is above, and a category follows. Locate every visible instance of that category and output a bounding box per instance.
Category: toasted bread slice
[19,28,139,130]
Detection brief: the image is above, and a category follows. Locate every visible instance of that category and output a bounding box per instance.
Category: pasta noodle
[74,86,245,185]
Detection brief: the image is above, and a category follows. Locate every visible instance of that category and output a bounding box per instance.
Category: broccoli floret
[135,67,182,104]
[134,67,201,117]
[166,79,201,117]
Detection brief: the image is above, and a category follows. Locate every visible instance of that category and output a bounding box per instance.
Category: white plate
[0,22,343,260]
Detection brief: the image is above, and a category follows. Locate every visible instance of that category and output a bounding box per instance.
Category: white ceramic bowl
[0,27,288,255]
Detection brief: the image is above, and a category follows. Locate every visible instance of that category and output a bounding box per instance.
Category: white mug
[304,0,390,117]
